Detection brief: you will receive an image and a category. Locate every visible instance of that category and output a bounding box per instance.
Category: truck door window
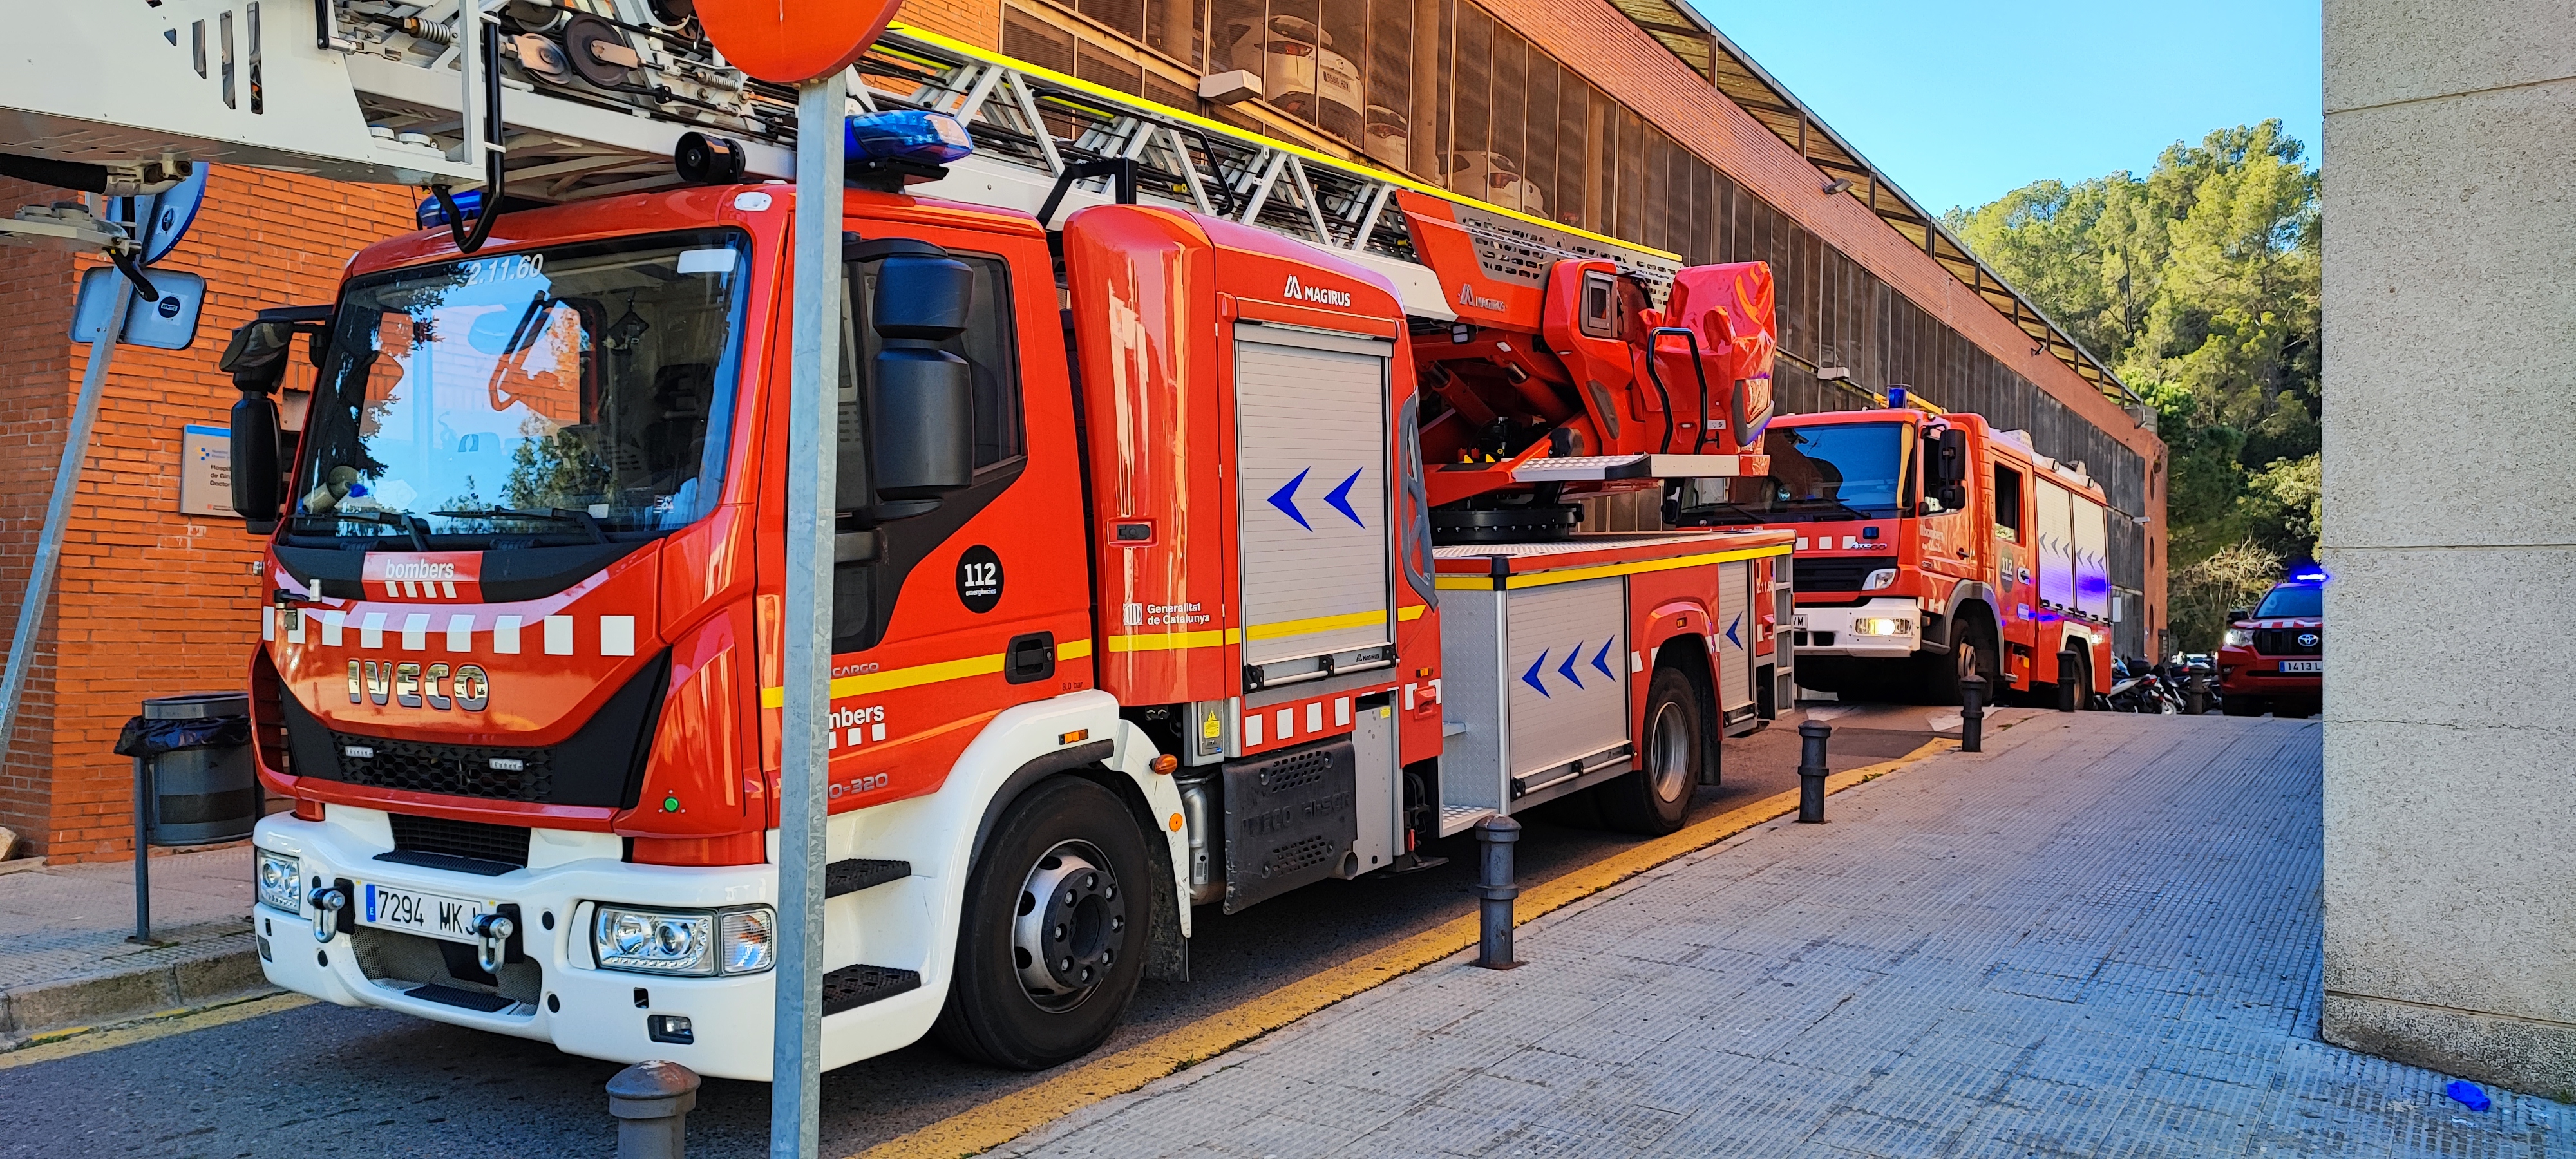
[1993,465,2023,543]
[833,247,1025,651]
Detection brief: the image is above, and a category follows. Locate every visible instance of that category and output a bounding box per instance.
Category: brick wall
[0,171,414,862]
[902,0,1003,48]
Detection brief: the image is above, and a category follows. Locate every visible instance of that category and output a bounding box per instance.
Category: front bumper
[1792,598,1922,659]
[252,810,782,1081]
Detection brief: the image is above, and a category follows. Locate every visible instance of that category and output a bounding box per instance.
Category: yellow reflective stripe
[1107,628,1238,652]
[1433,543,1794,591]
[884,25,1682,264]
[1245,608,1388,641]
[757,638,1095,706]
[1106,605,1423,654]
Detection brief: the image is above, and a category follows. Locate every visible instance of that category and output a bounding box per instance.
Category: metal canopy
[1614,8,2136,406]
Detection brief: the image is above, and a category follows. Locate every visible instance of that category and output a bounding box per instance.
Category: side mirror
[218,319,300,393]
[867,254,976,504]
[1931,426,1969,485]
[1935,484,1967,513]
[2227,608,2251,624]
[230,390,283,523]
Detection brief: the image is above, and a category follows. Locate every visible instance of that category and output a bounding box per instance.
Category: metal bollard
[1473,815,1522,970]
[607,1060,699,1159]
[2184,672,2209,716]
[1796,721,1831,823]
[2057,648,2083,712]
[1958,674,1986,753]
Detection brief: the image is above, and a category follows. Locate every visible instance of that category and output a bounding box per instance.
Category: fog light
[647,1014,694,1045]
[1852,617,1913,636]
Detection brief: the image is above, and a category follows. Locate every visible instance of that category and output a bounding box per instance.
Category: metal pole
[1473,815,1520,969]
[1958,674,1985,754]
[611,1060,701,1159]
[132,756,151,943]
[1795,721,1830,823]
[771,71,847,1159]
[0,279,133,774]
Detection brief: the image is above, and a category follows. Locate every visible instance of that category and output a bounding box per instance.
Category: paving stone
[1015,715,2576,1158]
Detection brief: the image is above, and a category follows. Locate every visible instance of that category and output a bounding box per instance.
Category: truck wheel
[932,775,1149,1071]
[1918,619,1996,706]
[2222,695,2265,717]
[1598,667,1702,835]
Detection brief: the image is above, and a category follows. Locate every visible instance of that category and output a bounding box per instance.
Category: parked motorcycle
[2104,655,2185,713]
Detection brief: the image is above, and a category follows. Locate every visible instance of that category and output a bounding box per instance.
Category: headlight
[593,905,777,976]
[2223,628,2251,647]
[255,849,303,912]
[1852,617,1913,636]
[1861,567,1898,591]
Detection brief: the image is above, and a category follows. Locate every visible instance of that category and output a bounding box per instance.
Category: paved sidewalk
[0,845,264,1044]
[1004,714,2575,1158]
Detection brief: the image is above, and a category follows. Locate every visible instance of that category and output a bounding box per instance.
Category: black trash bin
[122,692,260,845]
[117,692,259,942]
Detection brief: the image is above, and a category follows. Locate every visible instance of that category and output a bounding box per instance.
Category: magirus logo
[1283,275,1352,308]
[1456,281,1506,312]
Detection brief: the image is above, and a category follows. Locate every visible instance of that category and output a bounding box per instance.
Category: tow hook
[310,887,348,944]
[473,913,516,975]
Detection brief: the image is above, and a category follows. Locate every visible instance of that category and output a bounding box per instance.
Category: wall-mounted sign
[180,424,232,518]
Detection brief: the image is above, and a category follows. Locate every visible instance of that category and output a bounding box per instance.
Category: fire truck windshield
[1683,421,1909,525]
[288,229,751,547]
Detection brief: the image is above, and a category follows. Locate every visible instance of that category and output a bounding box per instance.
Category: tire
[2060,652,2093,711]
[931,775,1150,1071]
[1917,617,1997,706]
[2221,693,2265,717]
[1597,666,1703,835]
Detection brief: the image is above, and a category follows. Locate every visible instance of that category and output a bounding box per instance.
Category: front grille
[335,731,554,802]
[2253,628,2322,656]
[389,813,532,867]
[1792,558,1880,593]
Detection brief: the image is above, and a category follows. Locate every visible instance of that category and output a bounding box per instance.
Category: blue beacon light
[846,111,976,166]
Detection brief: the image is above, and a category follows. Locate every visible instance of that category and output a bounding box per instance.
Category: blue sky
[1686,1,2322,214]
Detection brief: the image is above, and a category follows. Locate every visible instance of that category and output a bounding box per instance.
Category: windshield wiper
[291,509,428,550]
[433,507,609,545]
[1681,499,1770,525]
[1780,498,1875,523]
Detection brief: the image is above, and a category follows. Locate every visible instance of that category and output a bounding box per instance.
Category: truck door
[814,227,1093,806]
[1991,463,2033,661]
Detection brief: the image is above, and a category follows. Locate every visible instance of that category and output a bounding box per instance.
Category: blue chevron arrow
[1590,638,1616,679]
[1522,650,1551,697]
[1724,614,1743,650]
[1558,643,1586,689]
[1267,467,1312,530]
[1323,468,1364,526]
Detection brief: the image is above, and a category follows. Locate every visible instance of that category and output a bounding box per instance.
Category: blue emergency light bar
[1887,386,1908,410]
[2284,559,2330,583]
[846,111,974,167]
[415,188,485,230]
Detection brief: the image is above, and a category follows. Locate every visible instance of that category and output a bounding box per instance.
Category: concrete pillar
[2320,1,2576,1100]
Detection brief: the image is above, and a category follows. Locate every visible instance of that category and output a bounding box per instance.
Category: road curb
[859,736,1962,1159]
[0,934,274,1050]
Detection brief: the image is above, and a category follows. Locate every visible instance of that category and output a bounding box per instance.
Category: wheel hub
[1011,842,1125,1010]
[1645,699,1690,802]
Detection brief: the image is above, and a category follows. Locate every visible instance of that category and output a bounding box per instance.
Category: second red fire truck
[1683,406,2115,706]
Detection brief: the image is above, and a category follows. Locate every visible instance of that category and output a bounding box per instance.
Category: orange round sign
[695,0,901,84]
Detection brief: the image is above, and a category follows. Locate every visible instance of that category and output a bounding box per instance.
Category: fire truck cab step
[819,964,923,1016]
[824,859,912,898]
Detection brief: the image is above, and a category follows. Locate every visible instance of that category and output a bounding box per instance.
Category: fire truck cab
[1682,408,2114,706]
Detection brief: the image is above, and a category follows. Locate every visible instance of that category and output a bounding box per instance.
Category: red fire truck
[158,23,1795,1080]
[1683,407,2113,706]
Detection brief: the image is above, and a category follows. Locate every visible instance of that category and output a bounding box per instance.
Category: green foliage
[2170,540,2284,653]
[502,426,608,513]
[1946,121,2322,612]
